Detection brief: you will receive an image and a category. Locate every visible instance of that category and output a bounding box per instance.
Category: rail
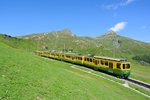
[125,78,150,91]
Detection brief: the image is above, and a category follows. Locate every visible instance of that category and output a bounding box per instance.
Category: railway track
[69,62,150,91]
[42,56,150,98]
[70,64,150,98]
[42,56,150,94]
[72,63,150,91]
[125,78,150,91]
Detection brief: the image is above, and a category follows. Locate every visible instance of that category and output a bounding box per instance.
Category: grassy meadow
[0,32,150,85]
[19,31,150,84]
[0,42,149,100]
[130,61,150,84]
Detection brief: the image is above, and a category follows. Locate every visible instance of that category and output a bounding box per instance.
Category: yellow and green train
[36,51,131,78]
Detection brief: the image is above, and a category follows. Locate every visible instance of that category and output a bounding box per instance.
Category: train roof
[39,51,129,62]
[94,56,128,62]
[63,52,83,56]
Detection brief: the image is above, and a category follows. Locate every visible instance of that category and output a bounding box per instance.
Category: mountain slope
[21,29,97,54]
[19,29,150,83]
[96,31,150,58]
[0,41,148,100]
[0,34,38,51]
[20,29,150,58]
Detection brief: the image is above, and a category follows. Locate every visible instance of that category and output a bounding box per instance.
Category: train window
[84,58,86,61]
[78,57,82,60]
[126,64,130,69]
[117,63,121,69]
[101,60,105,65]
[90,58,92,62]
[87,58,89,61]
[123,64,125,69]
[105,61,108,66]
[122,64,130,69]
[94,59,98,65]
[78,57,80,60]
[109,62,113,69]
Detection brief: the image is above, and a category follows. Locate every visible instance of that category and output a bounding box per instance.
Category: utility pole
[64,43,66,51]
[55,32,57,50]
[112,35,115,58]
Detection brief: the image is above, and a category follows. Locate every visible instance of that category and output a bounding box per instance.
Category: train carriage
[36,51,131,78]
[92,56,131,78]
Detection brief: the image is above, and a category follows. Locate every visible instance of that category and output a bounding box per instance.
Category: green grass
[72,64,150,97]
[129,60,150,84]
[0,42,149,100]
[70,65,125,84]
[1,31,150,85]
[19,30,150,84]
[129,84,150,96]
[0,34,38,51]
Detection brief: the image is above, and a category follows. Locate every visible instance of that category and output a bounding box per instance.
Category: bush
[132,54,150,64]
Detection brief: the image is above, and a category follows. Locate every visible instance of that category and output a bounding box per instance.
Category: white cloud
[120,0,134,6]
[110,22,127,32]
[102,0,134,10]
[102,4,118,10]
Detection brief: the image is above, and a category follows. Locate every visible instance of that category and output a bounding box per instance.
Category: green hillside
[20,29,150,83]
[96,31,150,58]
[0,42,149,100]
[1,29,150,84]
[21,29,150,58]
[20,29,97,53]
[0,34,38,51]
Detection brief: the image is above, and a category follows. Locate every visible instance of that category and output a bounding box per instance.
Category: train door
[108,61,114,73]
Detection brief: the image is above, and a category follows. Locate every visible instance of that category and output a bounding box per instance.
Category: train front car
[118,62,131,78]
[93,56,131,79]
[112,59,131,78]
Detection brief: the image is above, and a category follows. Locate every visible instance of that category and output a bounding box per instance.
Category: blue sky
[0,0,150,42]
